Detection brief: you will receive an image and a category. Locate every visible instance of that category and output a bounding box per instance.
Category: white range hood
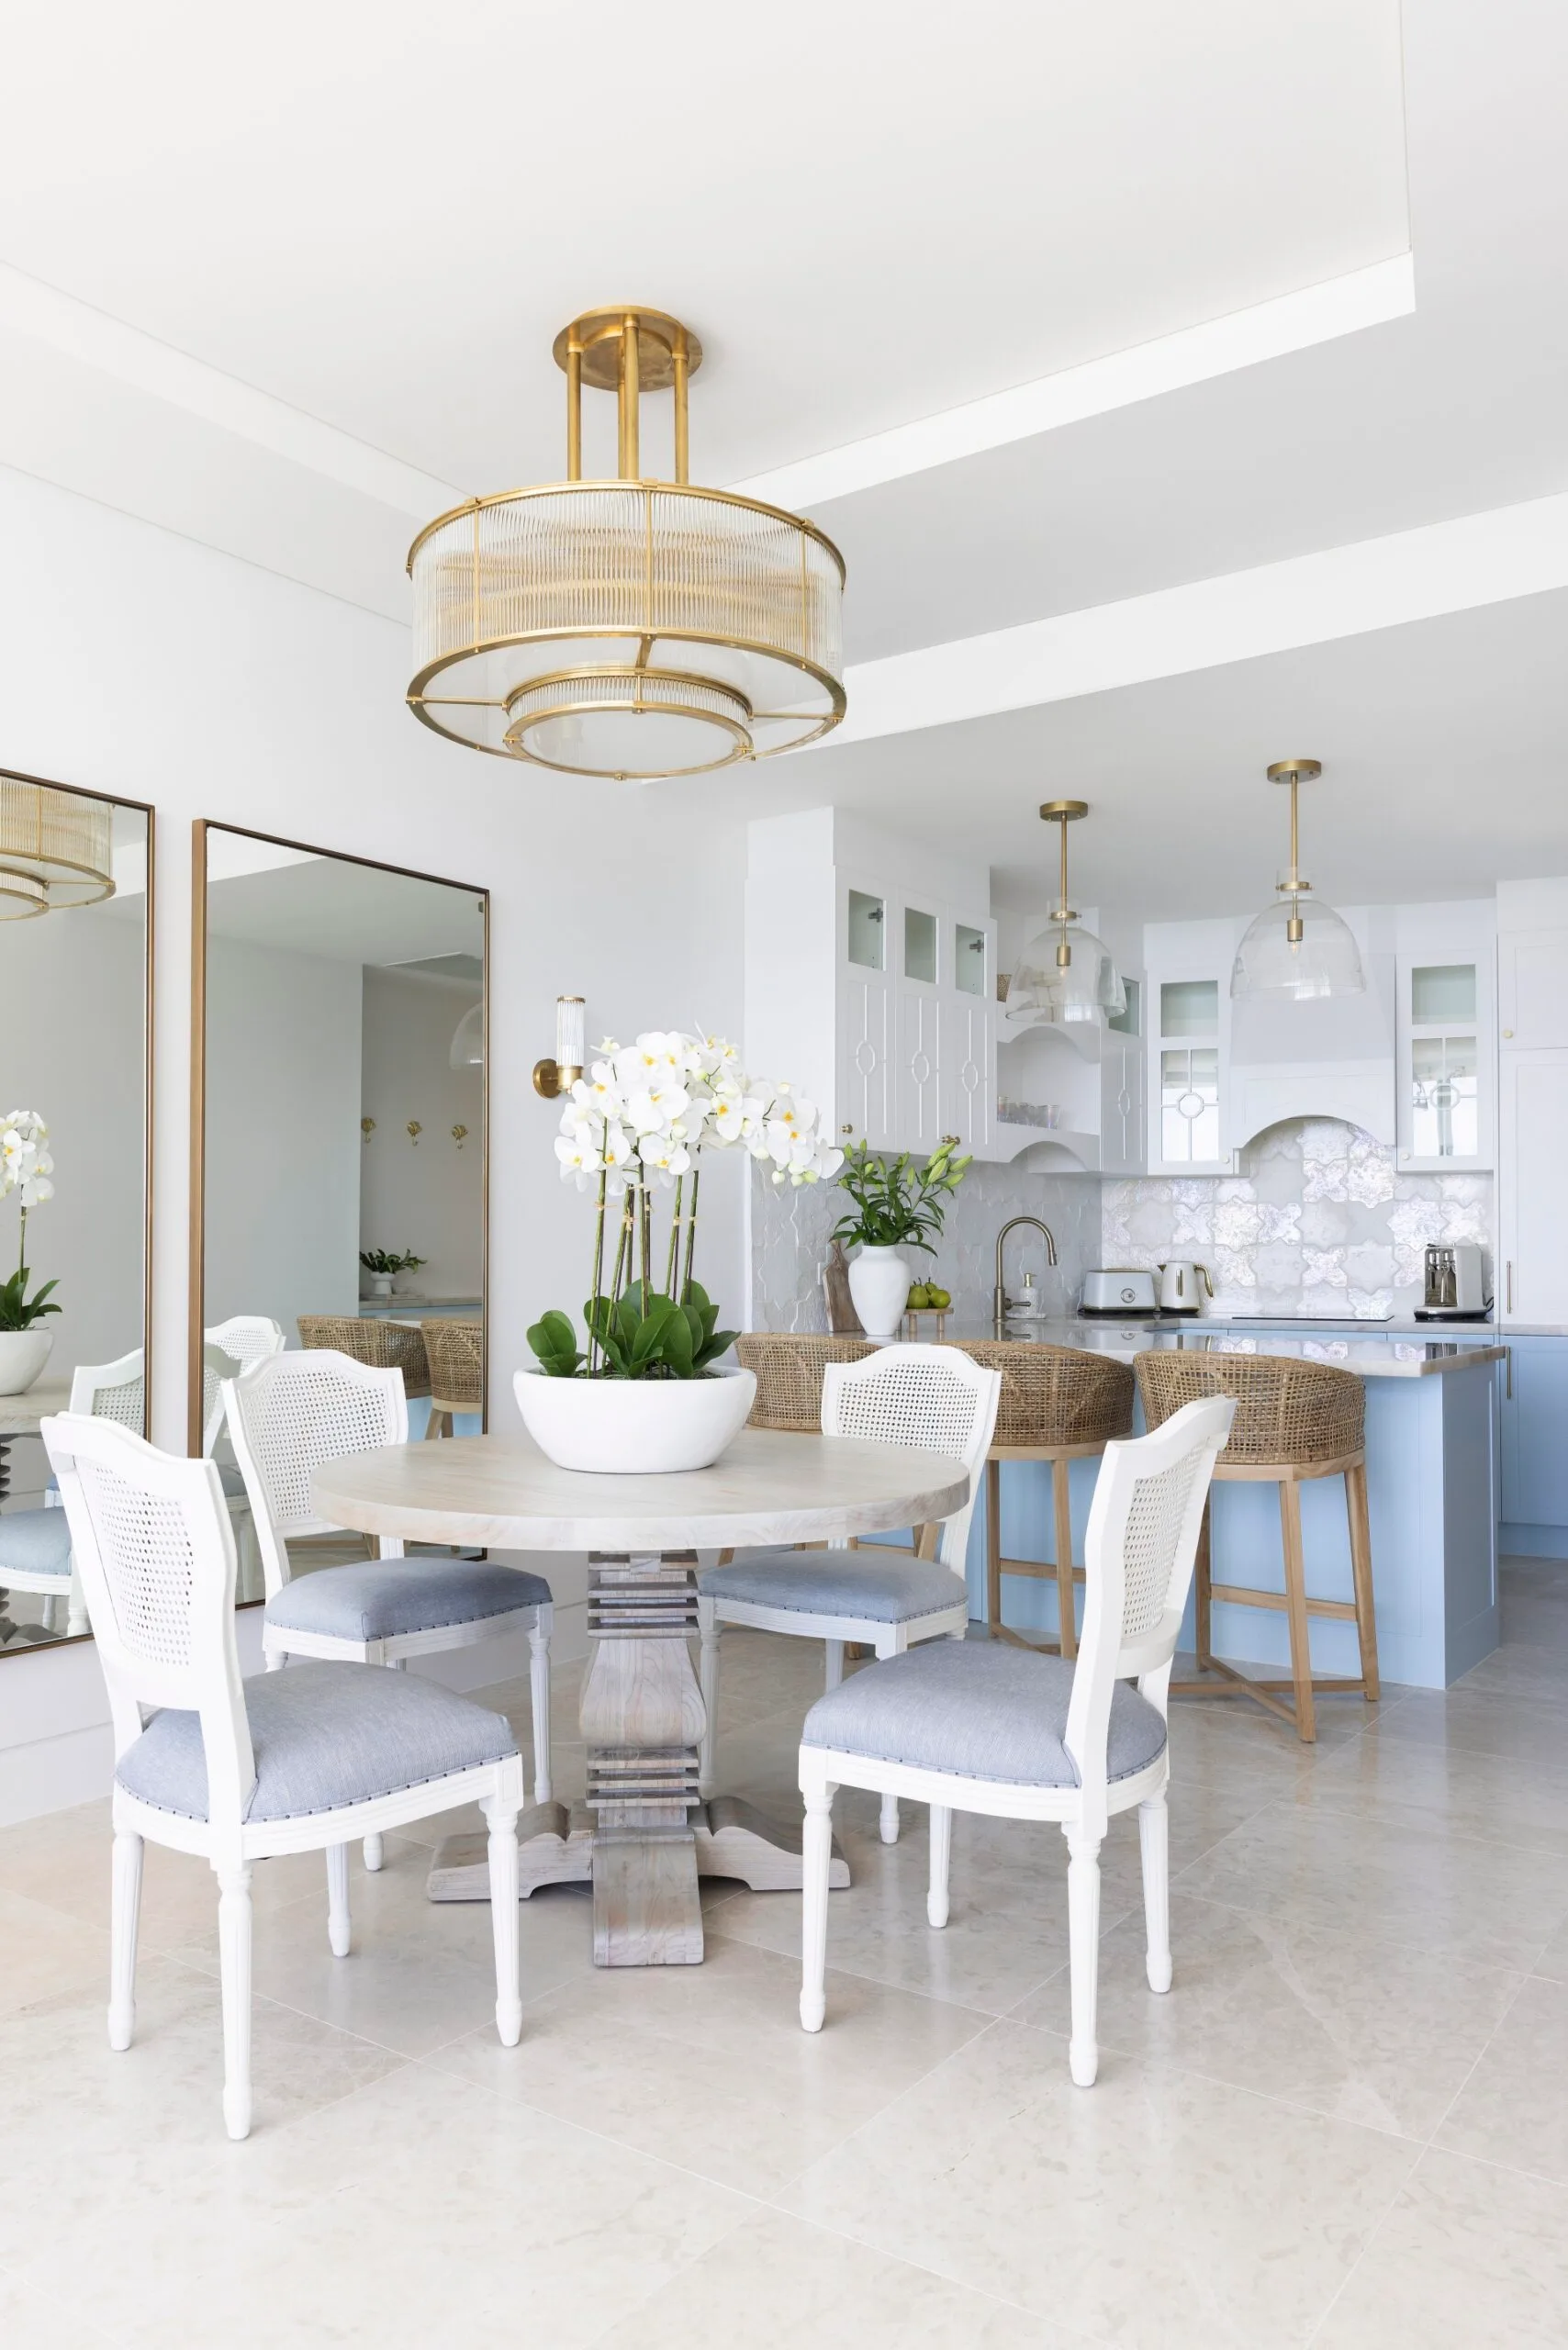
[1226,927,1396,1151]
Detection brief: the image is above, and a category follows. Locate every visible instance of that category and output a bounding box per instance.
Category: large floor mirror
[191,825,487,1599]
[0,770,153,1653]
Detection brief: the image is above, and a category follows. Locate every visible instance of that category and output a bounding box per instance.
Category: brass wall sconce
[533,995,586,1099]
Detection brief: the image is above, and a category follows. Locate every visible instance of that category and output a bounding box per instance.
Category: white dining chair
[798,1394,1234,2087]
[224,1348,554,1871]
[0,1349,148,1640]
[42,1410,525,2141]
[698,1344,1002,1844]
[204,1315,286,1371]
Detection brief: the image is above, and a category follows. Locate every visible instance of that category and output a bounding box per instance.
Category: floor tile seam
[1140,1883,1539,1990]
[0,2255,122,2345]
[1422,1966,1552,2155]
[1142,1877,1551,1969]
[700,1908,1137,2015]
[1169,1789,1568,1886]
[1406,2134,1568,2197]
[148,1942,449,2073]
[1298,1786,1568,1856]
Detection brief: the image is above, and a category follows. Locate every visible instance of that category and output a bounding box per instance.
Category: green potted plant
[359,1247,400,1300]
[0,1110,61,1396]
[390,1249,427,1298]
[518,1028,841,1472]
[830,1138,971,1338]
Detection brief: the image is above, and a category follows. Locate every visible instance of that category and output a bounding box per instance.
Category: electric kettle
[1158,1260,1213,1315]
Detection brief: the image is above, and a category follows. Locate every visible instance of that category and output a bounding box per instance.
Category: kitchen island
[949,1317,1504,1689]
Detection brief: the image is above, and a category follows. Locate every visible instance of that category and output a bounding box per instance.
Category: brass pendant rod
[672,327,689,484]
[620,313,641,479]
[566,331,583,481]
[1288,772,1300,892]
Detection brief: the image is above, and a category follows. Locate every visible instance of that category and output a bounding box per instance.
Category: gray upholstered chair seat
[117,1660,519,1822]
[0,1507,73,1578]
[701,1548,968,1624]
[264,1559,551,1641]
[801,1641,1168,1787]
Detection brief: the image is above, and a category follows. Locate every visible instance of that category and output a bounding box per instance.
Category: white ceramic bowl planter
[846,1246,911,1341]
[0,1329,53,1397]
[514,1365,757,1474]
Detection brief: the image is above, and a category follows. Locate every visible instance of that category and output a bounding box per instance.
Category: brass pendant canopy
[1231,758,1365,1000]
[1005,800,1126,1028]
[0,777,116,921]
[407,306,846,781]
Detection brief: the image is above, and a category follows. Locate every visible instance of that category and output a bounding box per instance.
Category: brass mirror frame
[188,820,489,1465]
[0,766,155,1660]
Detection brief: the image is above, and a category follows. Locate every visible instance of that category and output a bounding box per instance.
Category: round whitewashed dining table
[313,1427,969,1968]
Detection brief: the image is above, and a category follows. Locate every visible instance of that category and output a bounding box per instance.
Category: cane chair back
[198,1344,243,1457]
[421,1318,483,1414]
[297,1315,431,1399]
[1135,1351,1363,1466]
[224,1350,407,1597]
[42,1414,252,1807]
[68,1349,147,1430]
[821,1344,1002,1571]
[205,1316,286,1371]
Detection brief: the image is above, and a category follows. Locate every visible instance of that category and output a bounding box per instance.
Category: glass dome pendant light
[1231,758,1365,1001]
[1004,800,1126,1029]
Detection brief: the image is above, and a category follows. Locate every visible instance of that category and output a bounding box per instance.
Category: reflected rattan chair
[297,1315,431,1398]
[420,1319,483,1439]
[1134,1350,1377,1742]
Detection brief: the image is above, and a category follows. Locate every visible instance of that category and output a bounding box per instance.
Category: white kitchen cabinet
[1396,951,1493,1171]
[942,990,994,1156]
[1146,964,1232,1174]
[1498,1051,1568,1326]
[1498,931,1568,1050]
[1100,977,1145,1175]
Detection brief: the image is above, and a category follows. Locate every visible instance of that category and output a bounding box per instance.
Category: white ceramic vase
[847,1246,911,1339]
[513,1364,757,1474]
[0,1329,54,1397]
[365,1274,393,1299]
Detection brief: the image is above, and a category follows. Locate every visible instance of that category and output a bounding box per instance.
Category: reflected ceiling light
[1231,759,1365,1000]
[449,1002,484,1070]
[407,307,846,781]
[1004,800,1126,1029]
[0,777,115,922]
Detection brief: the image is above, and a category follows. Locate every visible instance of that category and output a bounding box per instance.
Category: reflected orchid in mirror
[0,1110,61,1332]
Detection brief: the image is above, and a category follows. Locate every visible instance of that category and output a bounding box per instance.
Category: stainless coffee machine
[1417,1243,1491,1321]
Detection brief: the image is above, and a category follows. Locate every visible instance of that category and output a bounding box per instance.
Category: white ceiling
[3,0,1567,923]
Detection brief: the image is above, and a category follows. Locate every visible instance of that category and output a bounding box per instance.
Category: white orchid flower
[570,1060,623,1117]
[554,1133,603,1183]
[637,1139,692,1186]
[18,1173,54,1206]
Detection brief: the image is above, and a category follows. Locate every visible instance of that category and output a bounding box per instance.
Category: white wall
[0,464,748,1822]
[360,967,483,1296]
[204,934,363,1336]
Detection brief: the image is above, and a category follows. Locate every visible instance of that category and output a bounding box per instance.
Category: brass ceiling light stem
[1268,756,1319,946]
[1232,757,1364,1000]
[1003,798,1125,1029]
[1041,797,1086,968]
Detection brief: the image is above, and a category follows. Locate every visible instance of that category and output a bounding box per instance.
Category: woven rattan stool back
[297,1315,431,1400]
[1135,1351,1364,1466]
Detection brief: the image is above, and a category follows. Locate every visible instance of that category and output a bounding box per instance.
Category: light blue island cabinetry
[1499,1335,1568,1558]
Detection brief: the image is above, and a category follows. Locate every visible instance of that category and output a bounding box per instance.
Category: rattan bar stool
[1134,1351,1378,1742]
[735,1334,879,1429]
[420,1319,483,1438]
[297,1315,431,1399]
[958,1342,1135,1661]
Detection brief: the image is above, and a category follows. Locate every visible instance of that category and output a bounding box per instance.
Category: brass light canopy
[407,306,846,782]
[1231,757,1365,1000]
[1004,799,1126,1029]
[0,776,116,921]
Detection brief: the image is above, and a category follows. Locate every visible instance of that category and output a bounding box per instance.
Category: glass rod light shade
[1231,891,1365,1000]
[1006,920,1127,1027]
[0,777,116,922]
[408,308,845,780]
[449,1002,484,1069]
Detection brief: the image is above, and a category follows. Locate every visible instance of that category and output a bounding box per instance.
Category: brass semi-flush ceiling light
[0,777,116,922]
[1231,758,1364,1000]
[407,306,846,781]
[1004,800,1126,1028]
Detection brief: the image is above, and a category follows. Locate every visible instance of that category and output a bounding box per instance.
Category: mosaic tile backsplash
[1102,1121,1494,1319]
[750,1120,1494,1327]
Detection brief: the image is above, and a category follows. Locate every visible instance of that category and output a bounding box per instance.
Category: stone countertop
[918,1317,1506,1379]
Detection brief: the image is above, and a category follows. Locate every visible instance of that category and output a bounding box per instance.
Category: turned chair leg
[1064,1826,1103,2087]
[1051,1457,1078,1660]
[697,1599,719,1797]
[108,1829,142,2051]
[217,1863,254,2141]
[1345,1461,1380,1702]
[927,1803,952,1929]
[482,1793,522,2047]
[529,1609,554,1805]
[800,1784,836,2031]
[1279,1481,1316,1743]
[363,1834,385,1872]
[326,1842,351,1957]
[1138,1793,1172,1994]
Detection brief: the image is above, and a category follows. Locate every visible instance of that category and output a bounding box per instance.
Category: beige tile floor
[3,1562,1568,2346]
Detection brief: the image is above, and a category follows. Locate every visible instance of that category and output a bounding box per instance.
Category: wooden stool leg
[1279,1481,1316,1743]
[986,1457,1003,1636]
[1345,1460,1380,1702]
[1194,1497,1213,1671]
[1052,1457,1078,1661]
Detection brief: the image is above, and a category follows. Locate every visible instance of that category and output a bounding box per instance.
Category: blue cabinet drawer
[1500,1336,1568,1537]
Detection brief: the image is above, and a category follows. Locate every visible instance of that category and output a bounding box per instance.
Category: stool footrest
[995,1554,1086,1583]
[1207,1580,1359,1622]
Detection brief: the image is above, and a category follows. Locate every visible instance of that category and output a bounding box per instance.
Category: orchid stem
[664,1175,683,1300]
[682,1166,700,1301]
[587,1169,607,1376]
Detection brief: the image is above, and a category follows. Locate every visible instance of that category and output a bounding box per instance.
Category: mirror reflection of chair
[43,1409,525,2141]
[420,1319,482,1439]
[223,1349,554,1872]
[205,1315,285,1372]
[297,1315,431,1402]
[1,1348,146,1641]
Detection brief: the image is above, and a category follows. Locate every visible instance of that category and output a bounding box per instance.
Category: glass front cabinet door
[1397,954,1493,1170]
[1148,972,1230,1173]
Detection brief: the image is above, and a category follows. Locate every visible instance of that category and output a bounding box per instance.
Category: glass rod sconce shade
[1004,800,1126,1028]
[407,306,846,780]
[449,1002,484,1070]
[1231,759,1365,1000]
[0,776,116,920]
[532,995,585,1099]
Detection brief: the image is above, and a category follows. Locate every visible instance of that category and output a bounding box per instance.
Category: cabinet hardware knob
[841,1123,853,1135]
[1503,1028,1514,1038]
